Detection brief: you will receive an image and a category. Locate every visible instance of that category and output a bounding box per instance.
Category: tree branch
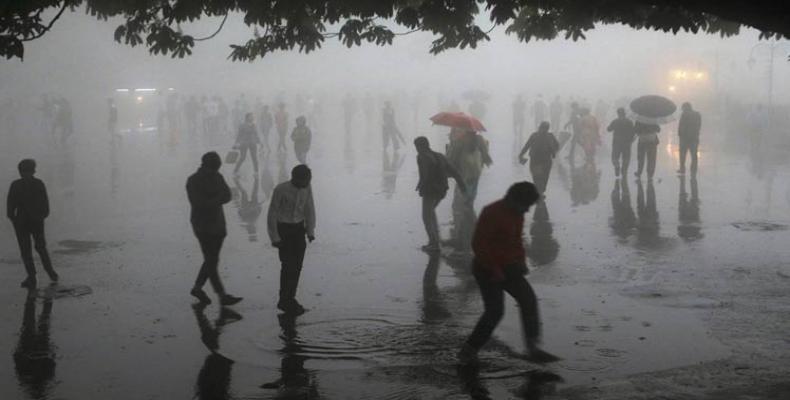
[193,14,228,41]
[21,1,68,42]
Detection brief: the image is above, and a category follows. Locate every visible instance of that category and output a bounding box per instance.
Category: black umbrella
[630,95,677,125]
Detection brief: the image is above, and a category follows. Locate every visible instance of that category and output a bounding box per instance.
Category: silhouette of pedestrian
[633,121,661,180]
[275,103,289,153]
[267,165,316,315]
[519,122,559,194]
[607,108,635,177]
[291,116,312,164]
[414,136,466,253]
[233,113,260,175]
[458,182,560,365]
[677,102,702,175]
[7,159,58,288]
[259,104,274,154]
[186,152,243,306]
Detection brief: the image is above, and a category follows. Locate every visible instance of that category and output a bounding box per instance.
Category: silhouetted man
[634,121,661,180]
[549,96,563,134]
[563,102,581,160]
[382,101,404,152]
[512,95,526,145]
[459,182,560,365]
[7,159,58,288]
[186,152,242,306]
[677,102,702,175]
[275,103,289,153]
[414,136,465,253]
[607,108,635,177]
[259,104,273,154]
[519,122,559,194]
[234,112,260,175]
[291,116,312,164]
[268,165,316,315]
[532,95,547,129]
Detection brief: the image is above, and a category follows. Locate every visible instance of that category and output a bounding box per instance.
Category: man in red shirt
[459,182,560,364]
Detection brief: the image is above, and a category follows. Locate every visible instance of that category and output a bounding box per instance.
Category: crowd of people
[4,85,774,375]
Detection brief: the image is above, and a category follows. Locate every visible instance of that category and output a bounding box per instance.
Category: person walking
[512,95,526,148]
[577,108,601,163]
[259,105,273,154]
[532,95,547,130]
[7,159,58,288]
[291,116,312,164]
[549,96,563,134]
[267,165,316,315]
[633,121,661,180]
[414,136,466,253]
[186,152,243,306]
[519,122,560,194]
[607,108,635,177]
[233,113,260,175]
[458,182,561,364]
[563,102,581,160]
[275,103,289,153]
[382,101,405,152]
[446,129,492,249]
[677,102,702,175]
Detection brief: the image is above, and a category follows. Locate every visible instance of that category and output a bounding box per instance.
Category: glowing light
[136,96,144,103]
[695,72,705,80]
[134,88,157,93]
[167,87,175,91]
[668,85,677,92]
[115,88,130,93]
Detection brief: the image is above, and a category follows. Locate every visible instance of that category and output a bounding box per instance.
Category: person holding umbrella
[633,121,661,180]
[630,95,677,180]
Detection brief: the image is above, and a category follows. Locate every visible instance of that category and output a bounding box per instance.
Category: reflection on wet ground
[0,120,789,399]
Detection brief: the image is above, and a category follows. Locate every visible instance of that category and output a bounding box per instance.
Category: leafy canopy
[1,0,788,61]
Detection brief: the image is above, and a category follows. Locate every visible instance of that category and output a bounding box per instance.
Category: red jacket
[472,199,526,281]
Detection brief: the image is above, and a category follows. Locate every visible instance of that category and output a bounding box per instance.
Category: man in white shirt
[267,164,315,315]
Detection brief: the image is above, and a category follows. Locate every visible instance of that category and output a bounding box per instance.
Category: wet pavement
[1,113,790,399]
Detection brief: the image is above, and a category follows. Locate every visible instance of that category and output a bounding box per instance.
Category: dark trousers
[679,139,698,173]
[277,222,307,303]
[611,141,632,175]
[194,233,226,295]
[13,220,56,279]
[234,144,258,173]
[635,141,657,178]
[421,196,443,245]
[466,265,540,350]
[529,160,552,194]
[294,144,308,164]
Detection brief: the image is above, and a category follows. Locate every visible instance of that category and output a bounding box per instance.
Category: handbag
[225,149,239,164]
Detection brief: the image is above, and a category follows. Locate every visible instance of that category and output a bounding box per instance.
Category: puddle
[732,222,789,232]
[53,240,121,255]
[36,284,93,299]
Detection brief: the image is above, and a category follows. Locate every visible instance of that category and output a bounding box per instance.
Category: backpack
[422,152,449,195]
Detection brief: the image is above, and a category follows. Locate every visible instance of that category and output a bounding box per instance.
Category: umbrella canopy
[630,95,677,125]
[430,112,486,132]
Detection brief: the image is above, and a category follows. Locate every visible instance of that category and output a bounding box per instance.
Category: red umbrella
[429,112,486,132]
